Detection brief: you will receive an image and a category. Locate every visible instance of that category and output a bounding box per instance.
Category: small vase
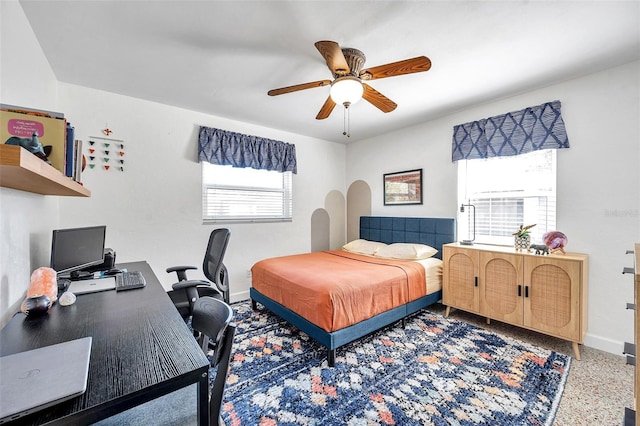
[514,235,530,251]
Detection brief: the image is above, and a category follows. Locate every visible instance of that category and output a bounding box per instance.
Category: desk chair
[167,228,231,319]
[192,297,236,426]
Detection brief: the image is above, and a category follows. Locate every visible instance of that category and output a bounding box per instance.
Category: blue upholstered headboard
[359,216,456,260]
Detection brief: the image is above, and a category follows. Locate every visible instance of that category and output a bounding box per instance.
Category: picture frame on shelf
[383,168,423,205]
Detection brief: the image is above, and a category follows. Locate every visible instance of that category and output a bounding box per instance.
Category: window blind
[202,163,292,222]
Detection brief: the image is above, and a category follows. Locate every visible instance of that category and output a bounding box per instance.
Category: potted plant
[513,224,536,251]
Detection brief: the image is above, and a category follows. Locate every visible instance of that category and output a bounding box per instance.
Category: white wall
[347,60,640,355]
[56,83,346,301]
[0,0,61,326]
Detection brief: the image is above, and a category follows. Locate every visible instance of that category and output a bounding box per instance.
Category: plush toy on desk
[20,267,59,316]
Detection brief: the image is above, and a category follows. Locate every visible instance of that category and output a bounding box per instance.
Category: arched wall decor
[347,180,372,243]
[310,182,370,253]
[325,190,346,250]
[310,208,331,252]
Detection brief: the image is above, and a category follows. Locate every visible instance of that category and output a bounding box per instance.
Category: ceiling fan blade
[316,96,336,120]
[359,56,431,80]
[314,40,350,76]
[362,84,397,113]
[268,80,331,96]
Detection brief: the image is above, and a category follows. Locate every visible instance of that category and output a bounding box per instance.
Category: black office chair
[167,228,231,319]
[191,297,236,426]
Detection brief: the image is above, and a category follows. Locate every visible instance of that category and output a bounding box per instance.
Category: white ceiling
[18,1,640,143]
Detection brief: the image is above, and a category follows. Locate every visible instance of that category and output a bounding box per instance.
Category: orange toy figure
[26,267,58,303]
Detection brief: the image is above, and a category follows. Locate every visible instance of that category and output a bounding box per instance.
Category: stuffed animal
[5,132,52,163]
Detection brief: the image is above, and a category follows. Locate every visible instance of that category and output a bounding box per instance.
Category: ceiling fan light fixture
[330,76,363,106]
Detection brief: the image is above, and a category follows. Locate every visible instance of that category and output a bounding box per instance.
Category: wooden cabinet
[443,243,588,360]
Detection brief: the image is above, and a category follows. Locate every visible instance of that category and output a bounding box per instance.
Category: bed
[249,216,456,366]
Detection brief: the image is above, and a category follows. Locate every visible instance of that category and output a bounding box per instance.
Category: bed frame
[249,216,456,366]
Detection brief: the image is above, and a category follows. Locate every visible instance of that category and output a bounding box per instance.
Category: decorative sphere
[543,231,568,249]
[20,295,52,316]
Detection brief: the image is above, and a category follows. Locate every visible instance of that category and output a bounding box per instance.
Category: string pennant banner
[86,135,126,172]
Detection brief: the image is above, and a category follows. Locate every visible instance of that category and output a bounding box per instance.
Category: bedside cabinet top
[443,242,588,261]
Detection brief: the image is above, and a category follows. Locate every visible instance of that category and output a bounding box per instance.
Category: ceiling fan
[267,40,432,121]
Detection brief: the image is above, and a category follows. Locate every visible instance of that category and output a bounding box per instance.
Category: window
[202,163,292,223]
[457,149,556,245]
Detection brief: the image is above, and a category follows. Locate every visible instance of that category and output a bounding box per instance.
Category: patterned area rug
[222,301,570,426]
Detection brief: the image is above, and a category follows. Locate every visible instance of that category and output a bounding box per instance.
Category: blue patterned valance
[451,100,570,161]
[198,127,297,174]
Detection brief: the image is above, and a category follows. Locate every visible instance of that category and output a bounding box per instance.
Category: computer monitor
[50,226,106,280]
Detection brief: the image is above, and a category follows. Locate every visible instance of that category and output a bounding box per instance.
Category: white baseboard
[230,290,250,304]
[584,332,626,357]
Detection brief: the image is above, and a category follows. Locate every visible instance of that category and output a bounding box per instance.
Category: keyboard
[115,271,146,291]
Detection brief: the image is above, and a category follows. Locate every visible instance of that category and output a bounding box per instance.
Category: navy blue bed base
[250,216,456,366]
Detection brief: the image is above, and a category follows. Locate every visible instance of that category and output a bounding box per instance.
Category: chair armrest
[167,265,197,282]
[166,265,197,274]
[172,279,211,291]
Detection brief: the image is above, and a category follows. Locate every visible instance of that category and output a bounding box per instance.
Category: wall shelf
[0,145,90,197]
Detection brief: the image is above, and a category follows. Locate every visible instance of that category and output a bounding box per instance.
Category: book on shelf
[65,122,75,177]
[0,104,65,119]
[73,139,83,183]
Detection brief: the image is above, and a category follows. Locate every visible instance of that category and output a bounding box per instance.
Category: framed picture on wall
[383,169,423,205]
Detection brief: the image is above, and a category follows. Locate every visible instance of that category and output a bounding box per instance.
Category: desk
[0,261,210,425]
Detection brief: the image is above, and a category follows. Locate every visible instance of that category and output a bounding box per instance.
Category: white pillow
[375,243,438,260]
[342,239,387,256]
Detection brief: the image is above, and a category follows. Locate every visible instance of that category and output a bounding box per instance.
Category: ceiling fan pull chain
[343,104,347,136]
[343,102,351,137]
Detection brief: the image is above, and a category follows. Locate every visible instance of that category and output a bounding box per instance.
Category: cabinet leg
[572,342,581,360]
[444,306,451,317]
[486,317,490,325]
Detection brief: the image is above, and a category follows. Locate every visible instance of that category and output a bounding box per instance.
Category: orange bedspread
[251,250,426,332]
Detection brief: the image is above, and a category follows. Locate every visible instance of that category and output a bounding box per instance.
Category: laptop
[67,276,116,295]
[0,337,92,424]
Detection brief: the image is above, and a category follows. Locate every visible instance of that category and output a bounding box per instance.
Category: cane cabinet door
[523,256,582,341]
[443,246,480,314]
[479,251,524,326]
